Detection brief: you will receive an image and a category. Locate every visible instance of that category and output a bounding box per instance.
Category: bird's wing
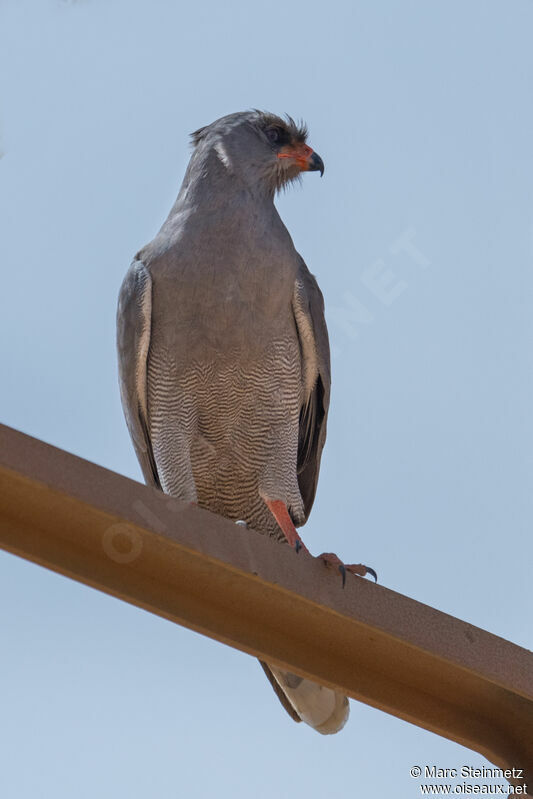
[292,256,331,520]
[116,259,161,488]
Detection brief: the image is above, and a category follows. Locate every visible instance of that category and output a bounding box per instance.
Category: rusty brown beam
[0,423,531,792]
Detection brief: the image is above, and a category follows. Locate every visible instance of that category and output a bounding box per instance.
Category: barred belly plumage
[146,336,305,541]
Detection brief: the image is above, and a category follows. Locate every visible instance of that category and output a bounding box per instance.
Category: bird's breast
[150,241,298,358]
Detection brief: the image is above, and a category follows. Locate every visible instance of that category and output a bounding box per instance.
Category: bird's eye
[265,127,281,145]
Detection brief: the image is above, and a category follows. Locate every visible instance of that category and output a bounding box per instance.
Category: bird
[117,110,376,735]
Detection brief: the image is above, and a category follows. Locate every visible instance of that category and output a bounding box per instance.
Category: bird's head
[190,110,324,194]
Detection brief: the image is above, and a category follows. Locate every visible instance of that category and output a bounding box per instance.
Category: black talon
[338,564,346,588]
[366,566,378,583]
[295,540,302,554]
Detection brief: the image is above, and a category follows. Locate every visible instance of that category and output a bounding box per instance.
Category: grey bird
[117,110,375,734]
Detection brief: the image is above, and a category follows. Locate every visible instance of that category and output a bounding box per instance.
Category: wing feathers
[116,260,160,488]
[292,258,331,520]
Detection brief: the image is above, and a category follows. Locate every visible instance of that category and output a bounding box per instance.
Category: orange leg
[263,498,377,587]
[263,499,309,554]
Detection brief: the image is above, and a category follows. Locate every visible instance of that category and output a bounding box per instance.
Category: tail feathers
[260,661,349,735]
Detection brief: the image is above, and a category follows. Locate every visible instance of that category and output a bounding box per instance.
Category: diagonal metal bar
[0,423,531,792]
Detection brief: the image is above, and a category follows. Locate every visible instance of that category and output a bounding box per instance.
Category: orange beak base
[277,143,324,175]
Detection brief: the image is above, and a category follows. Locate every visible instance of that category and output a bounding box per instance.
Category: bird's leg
[263,498,377,586]
[318,552,378,587]
[263,499,309,554]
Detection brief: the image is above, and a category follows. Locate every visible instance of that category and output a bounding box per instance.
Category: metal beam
[0,423,531,791]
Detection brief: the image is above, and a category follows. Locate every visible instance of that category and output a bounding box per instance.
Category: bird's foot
[318,552,378,588]
[262,497,375,582]
[263,498,310,554]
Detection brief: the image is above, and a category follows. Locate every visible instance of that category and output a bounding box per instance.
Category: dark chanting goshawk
[117,110,376,734]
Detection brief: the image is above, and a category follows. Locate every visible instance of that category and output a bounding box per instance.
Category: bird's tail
[260,661,349,735]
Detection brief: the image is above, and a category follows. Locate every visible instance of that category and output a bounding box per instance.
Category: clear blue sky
[1,1,532,797]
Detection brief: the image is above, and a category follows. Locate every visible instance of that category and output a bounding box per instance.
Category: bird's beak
[277,143,325,176]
